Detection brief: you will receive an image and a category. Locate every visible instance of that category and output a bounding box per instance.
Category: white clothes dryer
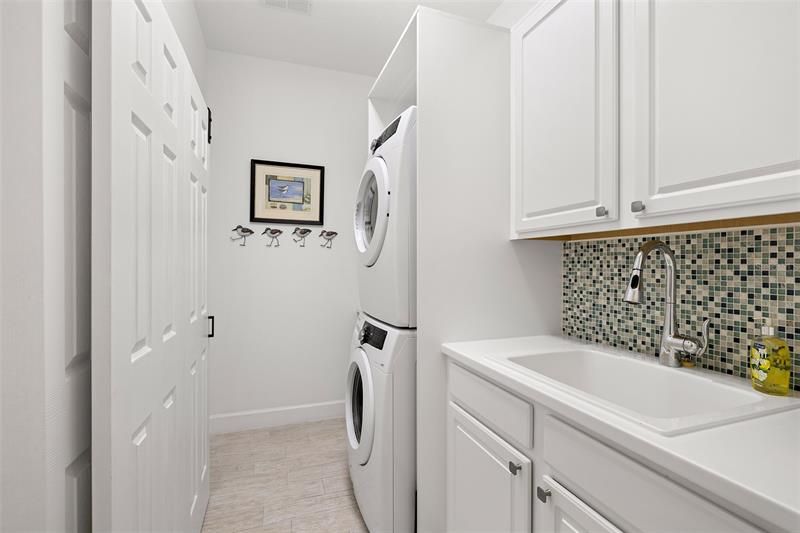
[346,313,416,532]
[354,106,417,328]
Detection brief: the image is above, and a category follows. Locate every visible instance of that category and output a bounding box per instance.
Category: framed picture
[250,159,325,225]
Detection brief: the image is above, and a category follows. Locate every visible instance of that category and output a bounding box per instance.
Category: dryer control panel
[360,321,387,350]
[370,115,401,154]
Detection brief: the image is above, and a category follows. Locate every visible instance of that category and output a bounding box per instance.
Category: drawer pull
[595,206,608,217]
[508,462,522,476]
[537,486,552,503]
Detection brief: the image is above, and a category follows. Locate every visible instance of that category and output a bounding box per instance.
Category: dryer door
[346,347,375,465]
[354,157,390,267]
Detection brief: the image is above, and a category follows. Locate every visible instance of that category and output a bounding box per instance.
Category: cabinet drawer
[543,416,759,532]
[448,363,533,448]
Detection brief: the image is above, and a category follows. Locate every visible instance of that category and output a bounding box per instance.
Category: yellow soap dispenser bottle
[750,321,792,396]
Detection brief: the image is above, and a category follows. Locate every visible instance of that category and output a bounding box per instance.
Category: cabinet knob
[631,200,646,213]
[595,206,608,217]
[508,462,522,476]
[537,486,552,503]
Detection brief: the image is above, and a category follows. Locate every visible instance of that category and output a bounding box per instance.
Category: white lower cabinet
[446,362,762,533]
[447,402,532,533]
[542,416,760,533]
[537,475,621,533]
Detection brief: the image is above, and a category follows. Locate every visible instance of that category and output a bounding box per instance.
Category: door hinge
[207,106,212,144]
[207,315,215,338]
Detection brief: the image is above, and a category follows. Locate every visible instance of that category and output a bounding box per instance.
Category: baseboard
[209,399,345,434]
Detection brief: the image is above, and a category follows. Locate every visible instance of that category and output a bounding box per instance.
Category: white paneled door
[92,0,210,531]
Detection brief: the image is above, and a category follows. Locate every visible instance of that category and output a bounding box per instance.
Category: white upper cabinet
[511,0,799,238]
[511,0,619,235]
[631,0,800,218]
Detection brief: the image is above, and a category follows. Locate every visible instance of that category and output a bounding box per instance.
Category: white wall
[205,50,373,433]
[163,0,207,90]
[415,11,562,532]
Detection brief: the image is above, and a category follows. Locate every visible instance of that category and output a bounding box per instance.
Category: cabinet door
[538,475,622,533]
[511,0,619,235]
[447,403,531,533]
[631,0,800,218]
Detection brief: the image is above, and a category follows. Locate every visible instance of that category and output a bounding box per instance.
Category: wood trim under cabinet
[531,212,800,242]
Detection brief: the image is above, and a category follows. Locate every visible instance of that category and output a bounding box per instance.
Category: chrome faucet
[623,240,710,367]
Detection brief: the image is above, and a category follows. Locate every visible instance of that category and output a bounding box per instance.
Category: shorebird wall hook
[262,227,283,247]
[292,227,312,247]
[319,230,338,249]
[231,225,255,246]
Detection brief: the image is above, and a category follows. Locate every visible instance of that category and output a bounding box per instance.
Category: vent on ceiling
[262,0,312,15]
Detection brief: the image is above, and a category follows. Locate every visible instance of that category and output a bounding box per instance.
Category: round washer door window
[345,348,374,465]
[354,157,389,267]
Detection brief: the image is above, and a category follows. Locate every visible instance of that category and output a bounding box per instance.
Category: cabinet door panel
[540,475,622,533]
[512,0,619,234]
[447,403,531,533]
[633,0,800,217]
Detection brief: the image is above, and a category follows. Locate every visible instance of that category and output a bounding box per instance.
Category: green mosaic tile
[561,225,799,391]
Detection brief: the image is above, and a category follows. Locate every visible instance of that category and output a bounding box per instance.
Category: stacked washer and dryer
[346,106,417,533]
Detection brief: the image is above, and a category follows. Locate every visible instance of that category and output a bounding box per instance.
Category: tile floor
[201,418,368,533]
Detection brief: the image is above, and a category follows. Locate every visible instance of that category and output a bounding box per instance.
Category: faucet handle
[698,318,710,358]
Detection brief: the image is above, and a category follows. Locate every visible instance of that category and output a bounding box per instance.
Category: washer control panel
[360,321,387,350]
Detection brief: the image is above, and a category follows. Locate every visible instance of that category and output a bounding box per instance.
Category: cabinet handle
[595,206,608,217]
[537,486,552,503]
[631,200,646,213]
[508,462,522,476]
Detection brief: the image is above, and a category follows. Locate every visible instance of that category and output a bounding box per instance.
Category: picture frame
[250,159,325,225]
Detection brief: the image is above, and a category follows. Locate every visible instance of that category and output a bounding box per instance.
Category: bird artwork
[292,227,313,247]
[319,230,338,249]
[262,227,284,247]
[230,225,255,246]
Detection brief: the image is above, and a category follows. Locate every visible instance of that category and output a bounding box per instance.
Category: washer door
[346,348,375,465]
[354,157,390,267]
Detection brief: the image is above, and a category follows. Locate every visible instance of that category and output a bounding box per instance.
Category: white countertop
[442,335,800,532]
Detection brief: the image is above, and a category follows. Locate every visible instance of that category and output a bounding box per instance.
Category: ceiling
[195,0,506,77]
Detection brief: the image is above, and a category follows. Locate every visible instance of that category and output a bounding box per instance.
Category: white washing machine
[354,106,417,328]
[346,313,416,532]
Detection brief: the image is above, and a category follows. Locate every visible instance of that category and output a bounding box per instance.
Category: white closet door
[631,0,800,218]
[92,0,210,531]
[1,0,92,530]
[183,43,211,533]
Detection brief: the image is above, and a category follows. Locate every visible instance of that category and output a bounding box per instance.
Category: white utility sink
[498,347,800,435]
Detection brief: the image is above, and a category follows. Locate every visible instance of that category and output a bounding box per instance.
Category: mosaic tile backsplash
[561,225,798,391]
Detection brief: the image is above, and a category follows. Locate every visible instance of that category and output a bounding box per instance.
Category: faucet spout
[622,240,708,367]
